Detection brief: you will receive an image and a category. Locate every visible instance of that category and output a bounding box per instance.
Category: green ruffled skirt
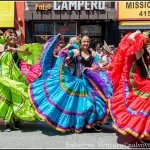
[0,51,39,125]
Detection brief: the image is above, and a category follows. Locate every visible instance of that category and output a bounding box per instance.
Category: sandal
[13,118,21,130]
[92,124,102,132]
[2,124,11,132]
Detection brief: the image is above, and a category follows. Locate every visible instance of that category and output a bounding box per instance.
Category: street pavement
[0,121,149,149]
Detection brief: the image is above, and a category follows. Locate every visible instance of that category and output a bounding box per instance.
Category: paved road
[0,121,149,149]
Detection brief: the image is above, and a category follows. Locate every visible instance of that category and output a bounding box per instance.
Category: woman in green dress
[0,29,39,132]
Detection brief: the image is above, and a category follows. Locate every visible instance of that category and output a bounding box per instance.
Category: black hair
[90,38,101,50]
[4,28,18,39]
[81,35,91,43]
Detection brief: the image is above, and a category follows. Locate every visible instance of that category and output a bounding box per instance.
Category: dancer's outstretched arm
[128,30,144,60]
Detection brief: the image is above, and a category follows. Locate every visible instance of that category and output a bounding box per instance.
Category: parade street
[0,121,149,149]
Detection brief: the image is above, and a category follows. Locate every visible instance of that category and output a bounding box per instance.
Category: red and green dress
[109,33,150,140]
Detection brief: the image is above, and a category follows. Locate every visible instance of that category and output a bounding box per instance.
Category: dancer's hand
[62,43,72,50]
[6,46,16,52]
[17,47,32,55]
[128,30,141,43]
[58,33,64,41]
[101,63,111,71]
[73,49,79,57]
[22,48,31,55]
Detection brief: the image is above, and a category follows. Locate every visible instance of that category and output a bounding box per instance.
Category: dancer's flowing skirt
[0,52,39,124]
[109,33,150,140]
[29,56,109,133]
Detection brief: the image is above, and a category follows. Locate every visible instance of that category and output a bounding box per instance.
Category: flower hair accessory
[3,29,18,41]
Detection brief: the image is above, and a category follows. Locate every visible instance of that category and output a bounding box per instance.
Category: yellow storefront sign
[118,1,150,20]
[119,21,150,26]
[0,2,14,27]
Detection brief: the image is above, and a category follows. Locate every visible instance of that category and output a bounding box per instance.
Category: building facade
[4,1,150,47]
[24,1,119,46]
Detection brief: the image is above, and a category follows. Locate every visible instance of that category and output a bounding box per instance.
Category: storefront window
[80,25,102,36]
[34,22,54,35]
[55,22,76,35]
[33,21,77,43]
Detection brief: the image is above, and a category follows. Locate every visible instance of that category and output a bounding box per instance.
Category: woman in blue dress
[29,34,113,133]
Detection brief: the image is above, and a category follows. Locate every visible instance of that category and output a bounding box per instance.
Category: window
[80,25,102,36]
[33,21,77,43]
[55,22,76,35]
[34,22,54,35]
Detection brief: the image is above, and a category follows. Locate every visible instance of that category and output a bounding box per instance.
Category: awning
[119,21,150,30]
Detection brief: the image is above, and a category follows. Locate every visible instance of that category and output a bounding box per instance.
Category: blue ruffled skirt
[29,53,112,133]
